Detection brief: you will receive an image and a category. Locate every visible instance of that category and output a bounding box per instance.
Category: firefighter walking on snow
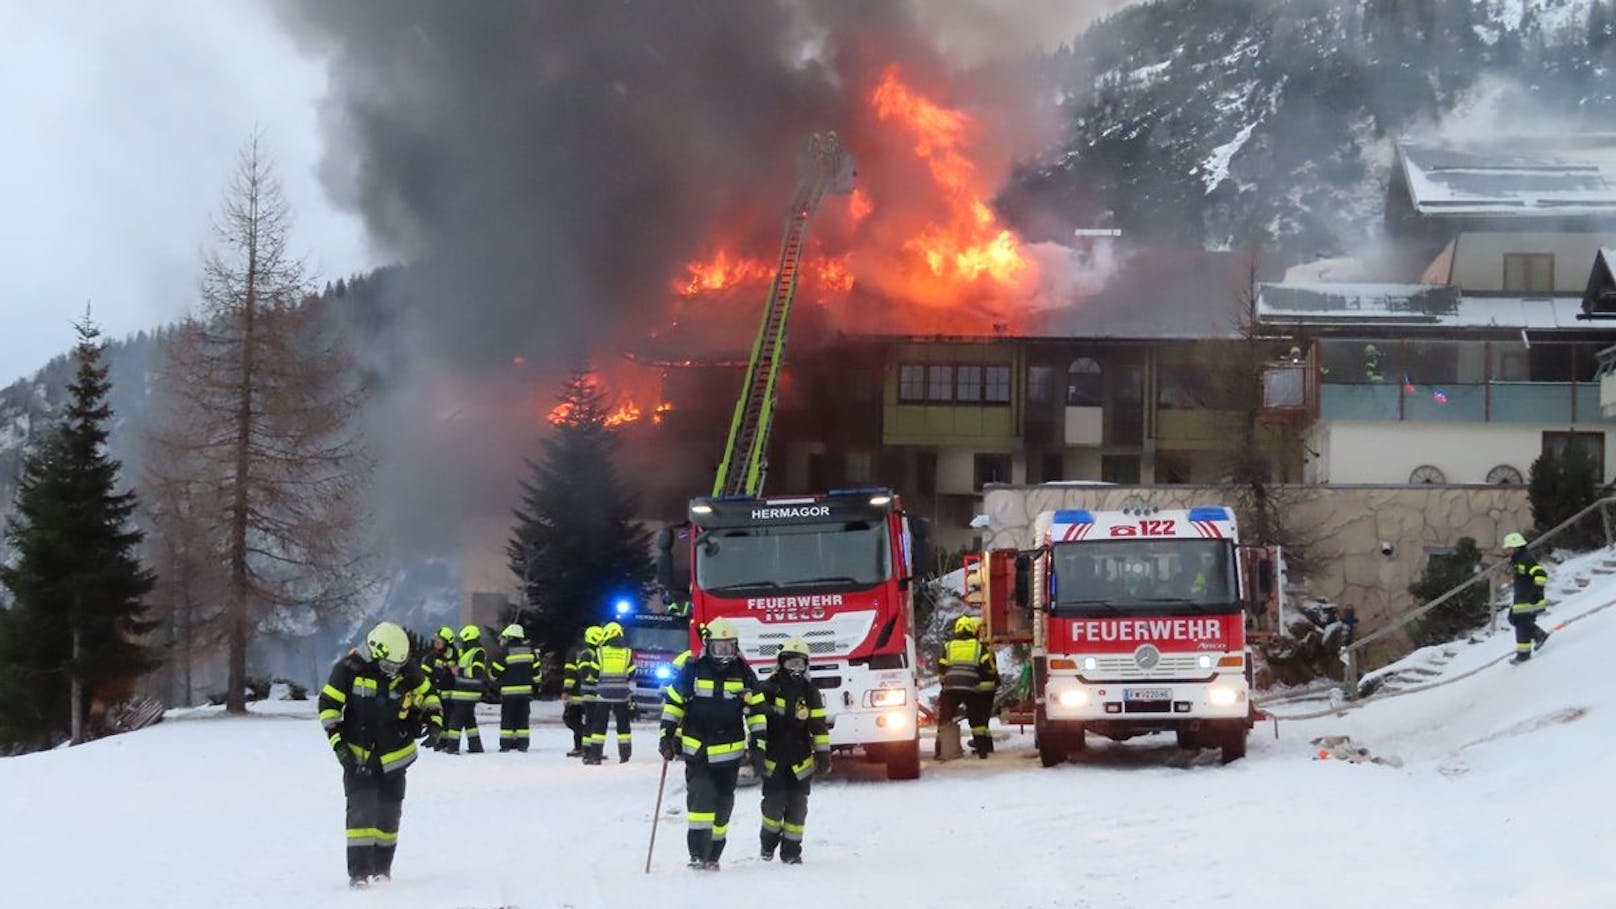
[444,625,487,754]
[659,618,766,870]
[492,624,537,752]
[561,627,594,757]
[588,621,636,764]
[936,615,999,758]
[756,637,831,864]
[318,621,442,888]
[425,627,457,750]
[1503,532,1551,663]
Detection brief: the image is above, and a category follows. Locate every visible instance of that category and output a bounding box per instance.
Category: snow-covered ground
[7,569,1616,908]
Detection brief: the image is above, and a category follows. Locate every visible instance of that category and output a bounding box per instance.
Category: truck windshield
[696,520,891,593]
[626,626,690,654]
[1050,539,1236,616]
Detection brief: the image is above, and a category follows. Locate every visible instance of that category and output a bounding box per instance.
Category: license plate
[1124,688,1171,701]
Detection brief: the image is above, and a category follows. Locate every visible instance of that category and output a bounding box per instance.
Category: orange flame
[543,369,672,430]
[848,187,873,223]
[674,249,774,297]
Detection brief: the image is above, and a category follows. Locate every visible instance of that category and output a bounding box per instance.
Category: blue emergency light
[614,597,633,616]
[655,664,673,681]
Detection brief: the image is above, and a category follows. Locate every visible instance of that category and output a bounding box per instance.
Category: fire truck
[620,610,691,717]
[973,505,1281,767]
[679,490,926,779]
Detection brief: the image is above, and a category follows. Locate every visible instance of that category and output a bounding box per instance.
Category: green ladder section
[712,132,855,498]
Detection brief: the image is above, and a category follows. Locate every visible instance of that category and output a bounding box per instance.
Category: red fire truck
[976,505,1280,767]
[681,489,927,780]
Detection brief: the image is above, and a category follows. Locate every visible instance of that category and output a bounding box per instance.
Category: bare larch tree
[148,136,370,713]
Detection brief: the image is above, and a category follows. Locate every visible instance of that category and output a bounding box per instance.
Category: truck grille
[733,612,877,661]
[1086,653,1207,680]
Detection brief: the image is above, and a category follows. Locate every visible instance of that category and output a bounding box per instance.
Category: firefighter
[936,614,999,758]
[425,626,457,750]
[1503,532,1551,663]
[659,618,766,870]
[561,627,595,757]
[576,625,604,762]
[444,625,487,754]
[318,621,442,888]
[588,621,636,764]
[492,624,537,752]
[1363,343,1384,383]
[756,637,830,864]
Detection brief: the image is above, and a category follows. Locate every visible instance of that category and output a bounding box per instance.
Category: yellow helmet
[366,621,409,672]
[436,625,456,644]
[954,614,980,635]
[459,624,482,644]
[603,621,624,640]
[705,618,741,664]
[1502,532,1528,550]
[584,625,604,647]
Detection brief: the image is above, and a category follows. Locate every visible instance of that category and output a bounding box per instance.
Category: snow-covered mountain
[1009,0,1616,258]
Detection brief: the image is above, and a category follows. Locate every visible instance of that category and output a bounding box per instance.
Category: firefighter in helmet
[425,626,458,750]
[575,625,604,762]
[491,624,537,752]
[561,626,595,757]
[659,618,765,870]
[1503,532,1551,663]
[755,637,830,864]
[936,614,999,758]
[587,621,637,764]
[318,621,442,888]
[444,625,487,754]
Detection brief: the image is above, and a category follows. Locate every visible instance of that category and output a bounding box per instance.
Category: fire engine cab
[975,505,1281,767]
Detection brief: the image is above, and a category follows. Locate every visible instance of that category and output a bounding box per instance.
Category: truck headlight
[1208,684,1240,707]
[1082,656,1097,671]
[1197,654,1213,670]
[866,688,908,707]
[1056,688,1088,708]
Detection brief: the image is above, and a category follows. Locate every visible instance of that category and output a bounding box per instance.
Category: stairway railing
[1341,495,1616,699]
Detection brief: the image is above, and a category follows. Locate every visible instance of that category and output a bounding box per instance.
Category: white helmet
[366,622,410,676]
[501,623,525,641]
[777,637,810,676]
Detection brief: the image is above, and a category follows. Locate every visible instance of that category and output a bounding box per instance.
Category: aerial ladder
[710,132,855,497]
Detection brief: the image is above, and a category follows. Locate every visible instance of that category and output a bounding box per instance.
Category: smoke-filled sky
[0,0,371,384]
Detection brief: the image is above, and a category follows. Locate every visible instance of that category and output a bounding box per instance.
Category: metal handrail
[1341,495,1616,699]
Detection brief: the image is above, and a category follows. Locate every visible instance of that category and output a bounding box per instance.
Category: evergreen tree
[508,370,652,659]
[1407,536,1488,647]
[1528,439,1606,551]
[0,316,159,751]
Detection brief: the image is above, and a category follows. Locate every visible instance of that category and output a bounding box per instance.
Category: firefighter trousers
[587,700,633,761]
[760,768,811,860]
[936,689,993,754]
[1510,610,1549,655]
[344,768,406,880]
[685,759,740,863]
[563,702,586,751]
[445,699,483,753]
[499,696,531,751]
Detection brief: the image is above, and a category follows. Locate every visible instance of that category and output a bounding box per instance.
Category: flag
[1402,375,1416,393]
[1433,390,1449,405]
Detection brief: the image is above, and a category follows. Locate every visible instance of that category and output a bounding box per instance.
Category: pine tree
[1528,440,1605,551]
[0,316,159,751]
[1407,536,1488,647]
[508,370,652,658]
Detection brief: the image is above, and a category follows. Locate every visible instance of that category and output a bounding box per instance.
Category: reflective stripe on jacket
[759,672,830,781]
[595,642,636,703]
[449,646,487,701]
[660,656,764,763]
[938,636,998,692]
[1512,554,1548,612]
[492,643,537,696]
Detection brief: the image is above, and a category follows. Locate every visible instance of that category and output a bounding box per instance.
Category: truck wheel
[886,737,921,780]
[1220,723,1248,764]
[1069,725,1087,752]
[1175,727,1198,750]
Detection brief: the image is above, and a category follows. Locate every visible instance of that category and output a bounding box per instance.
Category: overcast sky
[0,0,370,384]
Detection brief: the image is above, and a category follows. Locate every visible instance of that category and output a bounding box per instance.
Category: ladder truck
[656,133,930,780]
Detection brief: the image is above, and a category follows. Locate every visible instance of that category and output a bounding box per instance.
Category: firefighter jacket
[758,672,830,781]
[1511,552,1549,612]
[577,644,601,703]
[450,645,488,702]
[595,637,636,703]
[562,641,591,705]
[492,642,538,697]
[938,633,999,693]
[660,656,765,765]
[426,643,458,699]
[319,652,442,775]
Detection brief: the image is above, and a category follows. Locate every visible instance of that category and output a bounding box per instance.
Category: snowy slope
[6,567,1616,908]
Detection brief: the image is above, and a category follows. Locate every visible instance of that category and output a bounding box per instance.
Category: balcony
[1319,382,1607,423]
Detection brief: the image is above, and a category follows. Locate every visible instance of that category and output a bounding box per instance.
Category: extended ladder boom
[711,132,854,497]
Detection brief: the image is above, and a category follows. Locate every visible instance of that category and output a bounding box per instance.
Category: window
[1067,358,1102,406]
[1100,454,1141,484]
[956,365,982,402]
[1028,366,1054,403]
[1039,452,1064,483]
[898,364,925,402]
[916,451,938,496]
[1504,253,1554,293]
[927,365,952,402]
[846,451,874,484]
[1542,431,1605,477]
[985,365,1012,402]
[1155,452,1192,484]
[974,452,1011,489]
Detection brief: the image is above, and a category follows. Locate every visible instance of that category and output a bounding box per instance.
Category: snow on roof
[1397,137,1616,217]
[1257,282,1588,329]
